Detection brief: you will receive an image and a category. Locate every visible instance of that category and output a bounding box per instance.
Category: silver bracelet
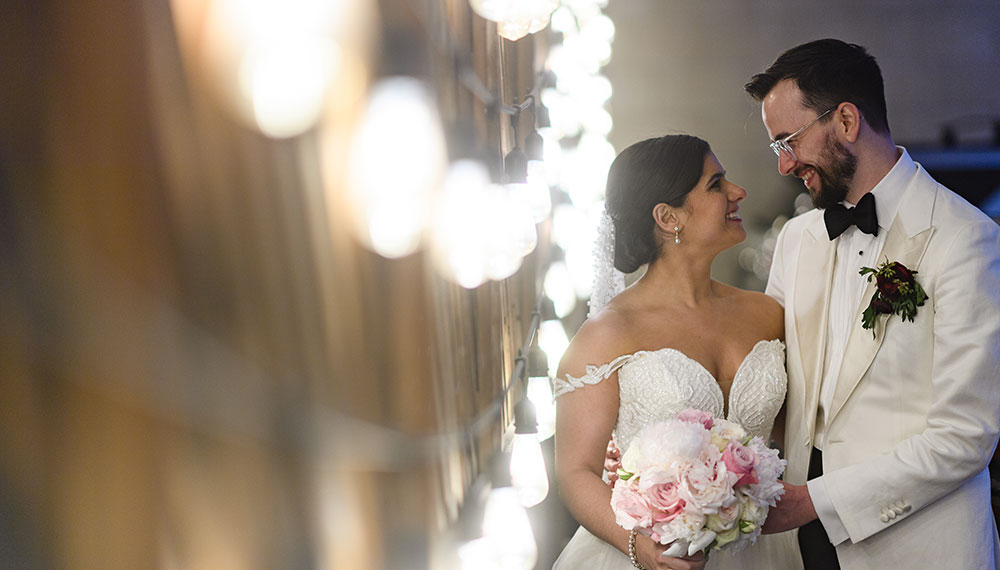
[628,530,647,570]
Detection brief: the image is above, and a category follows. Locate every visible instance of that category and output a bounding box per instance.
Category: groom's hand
[762,481,818,534]
[604,439,621,487]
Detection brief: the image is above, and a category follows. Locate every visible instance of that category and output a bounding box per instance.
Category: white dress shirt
[806,147,912,546]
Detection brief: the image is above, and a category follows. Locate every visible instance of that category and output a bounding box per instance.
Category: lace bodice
[553,340,787,450]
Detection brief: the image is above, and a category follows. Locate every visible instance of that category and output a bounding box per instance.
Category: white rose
[711,419,747,443]
[713,524,742,549]
[740,496,768,526]
[705,500,741,532]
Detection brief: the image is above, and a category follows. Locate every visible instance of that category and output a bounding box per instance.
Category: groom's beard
[802,135,858,210]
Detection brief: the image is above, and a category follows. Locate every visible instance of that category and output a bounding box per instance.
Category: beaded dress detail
[553,339,787,450]
[551,339,802,570]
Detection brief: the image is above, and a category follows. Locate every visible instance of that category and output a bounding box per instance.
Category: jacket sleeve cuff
[807,476,850,546]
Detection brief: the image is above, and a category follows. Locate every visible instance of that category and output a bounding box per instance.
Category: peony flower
[626,419,711,474]
[742,438,786,506]
[688,528,718,554]
[653,509,707,547]
[610,413,786,557]
[675,454,734,513]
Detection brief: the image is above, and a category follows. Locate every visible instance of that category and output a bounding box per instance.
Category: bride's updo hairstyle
[604,134,710,273]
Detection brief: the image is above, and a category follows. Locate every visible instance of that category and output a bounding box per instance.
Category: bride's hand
[635,534,707,570]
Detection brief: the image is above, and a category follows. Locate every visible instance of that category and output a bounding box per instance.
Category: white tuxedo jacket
[767,160,1000,568]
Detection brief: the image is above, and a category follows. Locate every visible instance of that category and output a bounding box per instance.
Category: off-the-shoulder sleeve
[551,353,633,398]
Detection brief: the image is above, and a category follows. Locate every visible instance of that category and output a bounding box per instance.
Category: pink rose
[611,483,653,530]
[645,481,686,522]
[676,408,714,430]
[722,441,759,487]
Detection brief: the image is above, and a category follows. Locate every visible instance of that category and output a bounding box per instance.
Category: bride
[551,134,802,570]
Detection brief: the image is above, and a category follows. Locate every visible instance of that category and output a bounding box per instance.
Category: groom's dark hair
[605,134,710,274]
[744,38,891,135]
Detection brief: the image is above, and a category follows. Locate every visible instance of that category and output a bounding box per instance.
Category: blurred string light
[507,101,553,224]
[429,160,538,289]
[468,0,560,41]
[551,203,602,299]
[459,314,549,565]
[347,77,448,258]
[739,213,789,282]
[508,160,552,224]
[509,397,549,507]
[537,319,569,377]
[346,88,544,287]
[458,486,538,569]
[170,0,613,562]
[526,345,555,441]
[169,0,374,138]
[538,0,616,347]
[543,261,576,318]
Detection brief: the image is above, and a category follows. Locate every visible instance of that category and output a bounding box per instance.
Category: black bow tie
[824,192,879,240]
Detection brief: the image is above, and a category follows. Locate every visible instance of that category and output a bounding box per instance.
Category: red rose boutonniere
[859,259,928,337]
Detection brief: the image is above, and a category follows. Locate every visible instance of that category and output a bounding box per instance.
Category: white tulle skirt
[552,526,803,570]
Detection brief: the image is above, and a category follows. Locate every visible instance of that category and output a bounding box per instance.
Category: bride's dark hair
[604,134,710,273]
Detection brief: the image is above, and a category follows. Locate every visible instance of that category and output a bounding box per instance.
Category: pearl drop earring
[673,226,681,245]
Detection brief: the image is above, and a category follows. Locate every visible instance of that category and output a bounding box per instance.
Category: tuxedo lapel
[827,192,936,425]
[793,219,836,444]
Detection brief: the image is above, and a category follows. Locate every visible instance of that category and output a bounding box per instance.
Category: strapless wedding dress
[551,339,803,570]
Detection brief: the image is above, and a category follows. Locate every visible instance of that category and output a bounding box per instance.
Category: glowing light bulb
[432,162,536,287]
[509,432,549,507]
[527,376,556,441]
[348,77,447,258]
[459,487,537,569]
[544,262,577,318]
[468,0,559,41]
[538,320,569,377]
[430,161,492,288]
[484,487,538,567]
[241,36,338,138]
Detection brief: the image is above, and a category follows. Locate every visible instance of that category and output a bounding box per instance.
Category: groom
[748,39,1000,569]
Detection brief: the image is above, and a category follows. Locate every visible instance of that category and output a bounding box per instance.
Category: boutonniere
[859,259,928,337]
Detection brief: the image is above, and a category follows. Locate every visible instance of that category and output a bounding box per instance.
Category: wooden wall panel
[0,0,543,569]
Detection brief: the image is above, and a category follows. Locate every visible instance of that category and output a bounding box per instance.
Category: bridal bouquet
[610,409,786,557]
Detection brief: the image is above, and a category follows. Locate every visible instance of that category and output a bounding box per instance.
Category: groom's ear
[652,203,678,234]
[835,102,862,143]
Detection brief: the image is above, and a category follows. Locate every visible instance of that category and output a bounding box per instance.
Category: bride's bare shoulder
[733,288,784,339]
[713,283,784,338]
[557,306,636,377]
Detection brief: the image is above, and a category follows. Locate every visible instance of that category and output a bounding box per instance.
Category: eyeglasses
[769,108,835,162]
